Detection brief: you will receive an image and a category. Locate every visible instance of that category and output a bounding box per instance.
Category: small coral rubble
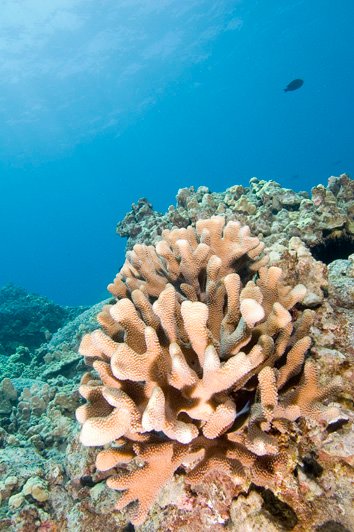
[77,216,342,525]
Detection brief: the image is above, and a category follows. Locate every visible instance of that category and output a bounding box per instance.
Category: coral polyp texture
[77,216,341,526]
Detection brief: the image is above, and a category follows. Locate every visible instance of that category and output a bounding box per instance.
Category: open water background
[0,0,353,305]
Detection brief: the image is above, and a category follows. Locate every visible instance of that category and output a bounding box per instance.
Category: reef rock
[0,284,84,356]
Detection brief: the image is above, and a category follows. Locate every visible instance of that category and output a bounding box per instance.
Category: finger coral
[77,216,341,525]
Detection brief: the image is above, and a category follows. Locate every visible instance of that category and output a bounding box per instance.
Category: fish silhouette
[284,79,304,92]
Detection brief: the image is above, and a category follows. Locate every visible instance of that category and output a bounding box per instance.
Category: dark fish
[284,79,304,92]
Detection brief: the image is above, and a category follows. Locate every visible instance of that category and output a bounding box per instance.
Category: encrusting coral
[76,216,342,525]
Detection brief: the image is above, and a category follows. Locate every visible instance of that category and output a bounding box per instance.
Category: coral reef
[0,174,352,532]
[77,216,345,526]
[0,284,84,356]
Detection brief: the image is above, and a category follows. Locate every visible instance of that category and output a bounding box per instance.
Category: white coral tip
[240,298,265,327]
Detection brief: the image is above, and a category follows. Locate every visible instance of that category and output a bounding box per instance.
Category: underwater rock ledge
[0,174,353,532]
[118,173,354,264]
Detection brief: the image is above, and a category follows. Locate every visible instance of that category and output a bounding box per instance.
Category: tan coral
[77,216,341,525]
[107,442,189,526]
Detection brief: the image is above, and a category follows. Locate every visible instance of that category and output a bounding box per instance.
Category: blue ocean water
[0,0,353,306]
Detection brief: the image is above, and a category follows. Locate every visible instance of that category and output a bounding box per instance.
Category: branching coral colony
[76,216,341,525]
